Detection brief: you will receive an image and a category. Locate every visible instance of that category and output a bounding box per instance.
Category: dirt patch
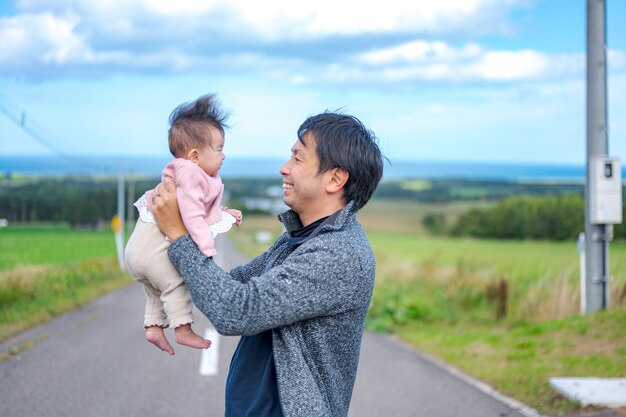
[0,264,50,284]
[466,341,496,357]
[549,328,623,358]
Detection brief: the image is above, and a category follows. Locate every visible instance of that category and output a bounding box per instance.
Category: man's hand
[148,177,188,241]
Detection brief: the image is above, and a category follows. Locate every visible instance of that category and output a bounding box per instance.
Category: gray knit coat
[168,201,376,417]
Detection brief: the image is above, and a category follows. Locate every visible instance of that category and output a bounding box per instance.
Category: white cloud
[0,12,89,66]
[141,0,219,15]
[475,50,549,80]
[222,0,518,39]
[351,41,588,82]
[0,11,168,75]
[358,41,482,65]
[16,0,525,40]
[4,0,623,85]
[608,49,626,69]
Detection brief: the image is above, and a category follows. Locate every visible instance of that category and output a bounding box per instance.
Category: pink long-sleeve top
[145,158,224,257]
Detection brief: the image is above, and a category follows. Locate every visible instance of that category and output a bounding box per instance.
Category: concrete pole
[584,0,609,313]
[117,168,126,241]
[577,232,586,313]
[115,166,126,273]
[126,170,135,235]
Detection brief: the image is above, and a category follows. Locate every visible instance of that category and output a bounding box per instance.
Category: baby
[125,94,242,355]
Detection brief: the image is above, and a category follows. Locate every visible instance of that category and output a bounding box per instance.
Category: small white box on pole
[589,156,622,224]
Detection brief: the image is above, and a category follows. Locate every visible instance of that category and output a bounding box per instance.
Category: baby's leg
[159,273,209,349]
[174,323,211,349]
[125,221,173,355]
[145,326,175,355]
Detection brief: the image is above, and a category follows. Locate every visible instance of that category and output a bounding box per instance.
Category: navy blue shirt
[225,330,282,417]
[224,216,329,417]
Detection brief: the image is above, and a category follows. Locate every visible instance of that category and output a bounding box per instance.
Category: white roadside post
[577,232,586,314]
[111,214,126,273]
[114,168,126,273]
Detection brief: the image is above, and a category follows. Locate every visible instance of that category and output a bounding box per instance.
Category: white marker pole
[199,327,220,376]
[578,232,586,314]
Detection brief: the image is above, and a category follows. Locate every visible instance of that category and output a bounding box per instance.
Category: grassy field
[358,198,489,234]
[367,229,626,414]
[0,223,131,344]
[229,199,626,415]
[0,223,120,270]
[394,310,626,414]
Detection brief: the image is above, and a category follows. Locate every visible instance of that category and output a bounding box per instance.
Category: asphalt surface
[1,235,622,417]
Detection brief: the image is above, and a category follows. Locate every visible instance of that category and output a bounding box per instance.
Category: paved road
[1,235,613,417]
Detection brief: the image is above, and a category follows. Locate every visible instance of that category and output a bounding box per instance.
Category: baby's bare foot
[175,324,211,349]
[145,326,175,355]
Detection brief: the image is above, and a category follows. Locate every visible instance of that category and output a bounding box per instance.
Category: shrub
[451,194,584,240]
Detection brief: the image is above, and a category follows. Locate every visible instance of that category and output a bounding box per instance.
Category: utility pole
[126,169,135,236]
[113,164,127,273]
[584,0,622,313]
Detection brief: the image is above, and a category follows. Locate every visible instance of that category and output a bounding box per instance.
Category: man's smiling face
[279,132,327,224]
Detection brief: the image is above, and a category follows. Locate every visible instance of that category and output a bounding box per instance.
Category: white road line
[199,327,220,376]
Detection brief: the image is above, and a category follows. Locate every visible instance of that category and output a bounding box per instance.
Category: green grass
[0,223,120,270]
[357,198,490,234]
[0,258,131,343]
[394,310,626,414]
[365,229,626,415]
[399,179,432,191]
[0,224,131,344]
[369,231,626,286]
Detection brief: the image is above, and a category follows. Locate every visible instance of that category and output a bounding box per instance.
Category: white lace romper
[134,195,236,239]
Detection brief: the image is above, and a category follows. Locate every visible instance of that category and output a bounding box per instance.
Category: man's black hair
[297,112,385,209]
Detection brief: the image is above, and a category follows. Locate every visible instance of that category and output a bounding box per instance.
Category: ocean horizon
[0,154,600,181]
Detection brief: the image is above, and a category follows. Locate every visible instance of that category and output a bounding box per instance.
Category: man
[150,112,384,417]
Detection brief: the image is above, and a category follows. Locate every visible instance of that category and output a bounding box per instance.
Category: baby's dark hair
[168,94,230,158]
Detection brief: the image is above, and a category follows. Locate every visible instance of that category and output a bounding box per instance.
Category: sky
[0,0,625,166]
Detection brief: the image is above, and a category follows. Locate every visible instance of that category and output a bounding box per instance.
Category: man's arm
[168,235,373,336]
[227,233,289,283]
[150,175,370,333]
[150,177,282,284]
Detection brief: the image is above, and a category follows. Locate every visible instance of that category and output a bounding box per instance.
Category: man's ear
[326,168,349,194]
[187,149,199,162]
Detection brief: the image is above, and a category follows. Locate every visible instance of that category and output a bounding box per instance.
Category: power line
[0,93,110,174]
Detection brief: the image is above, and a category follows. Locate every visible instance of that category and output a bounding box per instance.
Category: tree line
[2,176,625,241]
[423,194,626,241]
[0,177,156,226]
[0,176,263,227]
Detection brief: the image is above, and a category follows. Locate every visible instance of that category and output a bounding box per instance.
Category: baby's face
[195,126,225,177]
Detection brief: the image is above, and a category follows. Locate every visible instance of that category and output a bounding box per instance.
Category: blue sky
[1,0,625,165]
